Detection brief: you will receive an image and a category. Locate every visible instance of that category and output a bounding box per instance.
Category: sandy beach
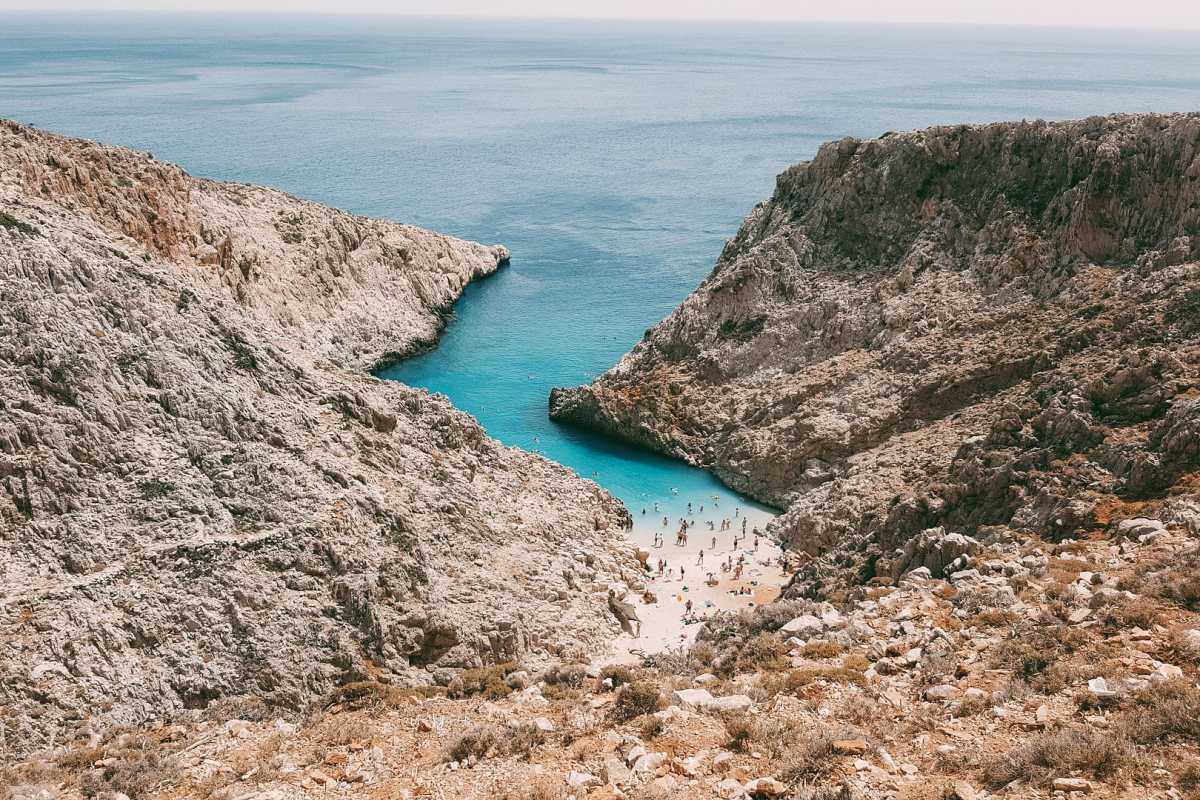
[599,494,787,663]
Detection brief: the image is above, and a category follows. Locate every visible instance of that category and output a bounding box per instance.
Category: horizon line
[1,7,1198,34]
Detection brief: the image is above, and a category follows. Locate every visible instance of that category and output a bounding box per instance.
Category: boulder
[780,615,823,637]
[671,688,715,709]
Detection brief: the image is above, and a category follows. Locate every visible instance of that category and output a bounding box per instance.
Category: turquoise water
[4,13,1200,518]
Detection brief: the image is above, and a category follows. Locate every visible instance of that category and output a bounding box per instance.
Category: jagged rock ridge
[0,120,638,755]
[550,112,1200,594]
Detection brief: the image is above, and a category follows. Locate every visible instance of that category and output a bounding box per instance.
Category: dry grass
[599,664,634,690]
[1099,598,1162,630]
[800,640,844,659]
[952,693,990,718]
[319,714,373,746]
[507,722,547,760]
[639,715,665,740]
[723,714,797,759]
[982,726,1137,788]
[762,667,867,697]
[445,725,505,762]
[542,663,588,689]
[448,661,524,700]
[609,681,662,722]
[76,738,180,799]
[322,680,443,712]
[1116,679,1200,745]
[775,725,863,784]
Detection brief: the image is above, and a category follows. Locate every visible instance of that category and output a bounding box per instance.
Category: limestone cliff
[0,120,636,755]
[551,113,1200,594]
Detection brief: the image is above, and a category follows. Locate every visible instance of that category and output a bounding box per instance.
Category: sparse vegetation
[448,662,524,700]
[599,664,634,690]
[608,681,662,722]
[982,726,1137,788]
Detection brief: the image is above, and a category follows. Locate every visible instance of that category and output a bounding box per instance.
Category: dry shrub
[982,726,1137,788]
[202,694,271,721]
[991,624,1088,690]
[448,661,523,700]
[724,632,789,675]
[320,714,372,746]
[775,725,861,783]
[952,693,990,718]
[599,665,634,690]
[56,743,103,771]
[1100,598,1161,630]
[639,715,665,740]
[499,776,564,800]
[762,667,866,697]
[840,653,871,672]
[723,713,796,758]
[543,663,588,689]
[322,680,441,712]
[801,640,844,659]
[507,722,547,760]
[609,681,662,722]
[1117,679,1200,745]
[897,781,959,800]
[1142,547,1200,611]
[690,640,717,668]
[1178,759,1200,800]
[446,725,504,762]
[77,738,179,799]
[1167,628,1200,665]
[967,608,1018,629]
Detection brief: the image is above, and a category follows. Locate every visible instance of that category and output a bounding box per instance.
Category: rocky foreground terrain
[0,120,640,757]
[5,114,1200,800]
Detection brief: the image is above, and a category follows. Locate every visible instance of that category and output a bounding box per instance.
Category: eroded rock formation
[0,120,636,754]
[550,112,1200,596]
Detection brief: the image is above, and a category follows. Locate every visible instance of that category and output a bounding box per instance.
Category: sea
[5,12,1200,522]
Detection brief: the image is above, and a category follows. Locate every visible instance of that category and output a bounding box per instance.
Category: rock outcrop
[0,120,637,755]
[550,112,1200,596]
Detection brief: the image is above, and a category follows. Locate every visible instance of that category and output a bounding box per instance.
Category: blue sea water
[4,13,1200,520]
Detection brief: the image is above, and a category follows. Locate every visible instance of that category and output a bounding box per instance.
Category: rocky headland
[551,112,1200,594]
[0,120,640,756]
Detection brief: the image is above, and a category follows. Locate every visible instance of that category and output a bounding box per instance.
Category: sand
[599,495,786,664]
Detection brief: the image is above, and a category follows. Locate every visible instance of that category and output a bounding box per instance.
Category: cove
[378,251,779,528]
[7,14,1200,528]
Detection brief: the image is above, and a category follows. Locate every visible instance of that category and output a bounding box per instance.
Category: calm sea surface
[5,13,1199,518]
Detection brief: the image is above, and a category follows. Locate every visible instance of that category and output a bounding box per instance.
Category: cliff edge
[0,120,637,755]
[551,112,1200,594]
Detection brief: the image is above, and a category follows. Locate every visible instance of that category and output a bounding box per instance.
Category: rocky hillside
[550,112,1200,594]
[0,120,638,756]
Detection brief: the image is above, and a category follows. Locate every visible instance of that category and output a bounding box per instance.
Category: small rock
[1052,776,1093,792]
[780,615,823,637]
[566,771,602,789]
[706,694,753,714]
[1088,677,1118,699]
[924,684,962,702]
[671,688,714,709]
[952,781,979,800]
[832,738,869,755]
[743,777,788,796]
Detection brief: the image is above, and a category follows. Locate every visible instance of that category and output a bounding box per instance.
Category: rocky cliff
[0,120,637,755]
[550,112,1200,595]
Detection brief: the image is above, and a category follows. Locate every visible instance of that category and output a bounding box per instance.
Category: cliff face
[0,120,636,754]
[551,113,1200,591]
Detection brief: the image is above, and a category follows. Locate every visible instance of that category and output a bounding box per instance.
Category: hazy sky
[1,0,1198,29]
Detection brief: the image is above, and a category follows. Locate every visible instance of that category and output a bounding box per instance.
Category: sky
[1,0,1198,30]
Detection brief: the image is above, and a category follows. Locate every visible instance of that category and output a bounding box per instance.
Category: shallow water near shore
[5,13,1200,551]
